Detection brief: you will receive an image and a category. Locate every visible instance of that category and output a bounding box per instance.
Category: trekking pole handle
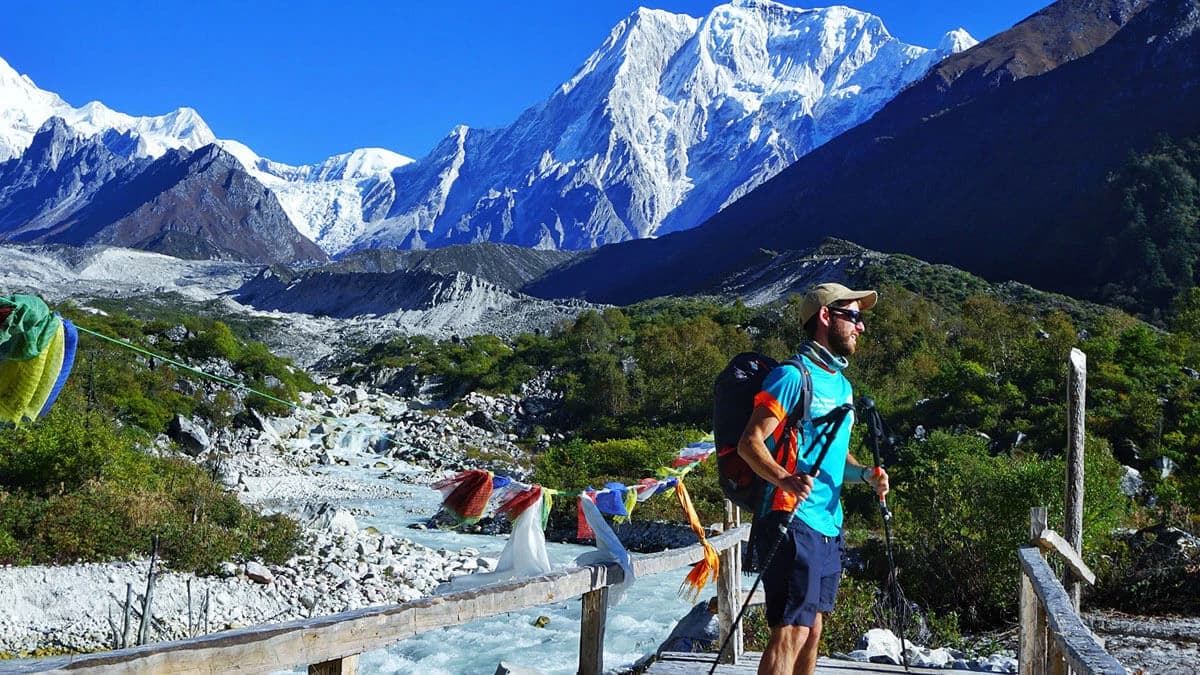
[870,466,887,500]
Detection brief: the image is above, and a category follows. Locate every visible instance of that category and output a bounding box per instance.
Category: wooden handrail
[11,524,751,675]
[1017,547,1123,674]
[1018,507,1122,675]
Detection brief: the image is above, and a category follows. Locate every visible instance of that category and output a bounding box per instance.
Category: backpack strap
[781,356,853,476]
[757,359,812,516]
[779,357,813,435]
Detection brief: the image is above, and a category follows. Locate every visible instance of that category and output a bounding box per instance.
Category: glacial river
[317,461,713,675]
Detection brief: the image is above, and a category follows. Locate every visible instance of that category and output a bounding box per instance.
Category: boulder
[1119,466,1145,498]
[244,561,274,584]
[467,410,501,433]
[303,503,359,535]
[168,415,211,457]
[850,628,904,665]
[657,599,718,653]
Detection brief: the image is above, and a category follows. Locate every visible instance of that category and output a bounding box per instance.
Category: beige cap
[799,282,878,325]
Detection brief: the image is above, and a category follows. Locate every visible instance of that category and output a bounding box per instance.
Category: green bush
[0,367,301,573]
[892,430,1128,627]
[821,576,879,654]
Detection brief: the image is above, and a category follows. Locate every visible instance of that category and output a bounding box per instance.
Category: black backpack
[712,352,812,514]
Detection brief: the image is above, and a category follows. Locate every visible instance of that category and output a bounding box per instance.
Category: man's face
[825,300,864,357]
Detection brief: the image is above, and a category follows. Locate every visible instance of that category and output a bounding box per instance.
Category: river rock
[850,628,904,664]
[1119,466,1145,498]
[244,562,274,584]
[303,503,358,534]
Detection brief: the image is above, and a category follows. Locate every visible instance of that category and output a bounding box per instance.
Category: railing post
[1020,507,1049,675]
[579,587,609,675]
[309,655,359,675]
[1065,349,1087,612]
[717,499,743,663]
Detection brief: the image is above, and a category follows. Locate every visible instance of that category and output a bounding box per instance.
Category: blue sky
[1,1,1049,165]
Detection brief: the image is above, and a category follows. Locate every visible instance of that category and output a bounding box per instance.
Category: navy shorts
[756,511,844,628]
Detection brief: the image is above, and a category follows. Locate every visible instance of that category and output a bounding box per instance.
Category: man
[737,282,890,675]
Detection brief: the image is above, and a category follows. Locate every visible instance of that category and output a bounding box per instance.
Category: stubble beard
[830,328,857,357]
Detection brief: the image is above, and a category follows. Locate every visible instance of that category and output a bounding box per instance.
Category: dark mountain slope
[332,244,578,291]
[872,0,1148,127]
[527,0,1194,305]
[20,144,328,264]
[0,118,142,237]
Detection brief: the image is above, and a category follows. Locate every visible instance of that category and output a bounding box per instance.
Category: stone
[855,628,903,665]
[218,562,239,577]
[168,415,211,457]
[1119,466,1145,498]
[533,615,551,628]
[244,562,274,584]
[298,590,317,611]
[304,503,358,534]
[323,562,347,581]
[923,647,953,668]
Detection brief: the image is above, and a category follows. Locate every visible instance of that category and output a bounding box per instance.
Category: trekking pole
[708,405,851,674]
[859,397,910,672]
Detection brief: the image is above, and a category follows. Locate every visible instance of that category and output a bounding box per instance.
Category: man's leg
[796,611,823,675]
[759,624,808,675]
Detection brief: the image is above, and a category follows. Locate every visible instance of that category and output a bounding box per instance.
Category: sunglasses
[827,306,865,326]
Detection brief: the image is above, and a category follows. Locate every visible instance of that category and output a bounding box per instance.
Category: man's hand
[777,471,816,502]
[867,466,890,499]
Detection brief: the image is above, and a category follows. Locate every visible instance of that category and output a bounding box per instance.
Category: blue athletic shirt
[753,352,854,537]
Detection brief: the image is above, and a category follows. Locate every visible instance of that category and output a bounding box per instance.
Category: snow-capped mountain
[0,54,411,256]
[0,57,215,163]
[0,0,974,258]
[352,0,975,251]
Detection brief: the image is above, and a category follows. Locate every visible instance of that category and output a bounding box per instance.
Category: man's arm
[845,452,889,498]
[738,405,814,501]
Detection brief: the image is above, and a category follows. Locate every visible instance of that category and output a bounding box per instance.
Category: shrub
[892,430,1128,627]
[0,371,301,573]
[822,576,879,654]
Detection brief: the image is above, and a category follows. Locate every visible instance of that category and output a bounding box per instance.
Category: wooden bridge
[11,350,1127,675]
[7,505,1124,675]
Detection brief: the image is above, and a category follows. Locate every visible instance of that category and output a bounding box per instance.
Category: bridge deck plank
[647,653,980,674]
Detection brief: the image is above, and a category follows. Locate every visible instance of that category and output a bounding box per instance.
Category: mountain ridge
[353,1,973,253]
[0,2,974,260]
[525,0,1190,306]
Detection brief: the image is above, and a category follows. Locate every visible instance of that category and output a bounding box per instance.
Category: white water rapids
[298,444,712,674]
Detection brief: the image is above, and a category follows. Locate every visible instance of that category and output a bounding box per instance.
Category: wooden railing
[1017,507,1124,675]
[12,525,750,675]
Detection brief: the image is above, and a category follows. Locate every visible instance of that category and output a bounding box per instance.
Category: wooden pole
[717,500,743,664]
[121,582,133,649]
[1019,507,1049,675]
[187,577,194,638]
[138,535,160,646]
[1066,349,1086,611]
[579,587,609,675]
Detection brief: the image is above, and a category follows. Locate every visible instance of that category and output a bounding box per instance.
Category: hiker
[737,282,890,675]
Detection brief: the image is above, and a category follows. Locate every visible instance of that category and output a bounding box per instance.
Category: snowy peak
[357,1,976,252]
[0,55,216,162]
[63,101,216,159]
[939,28,979,53]
[1,1,979,259]
[308,148,414,182]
